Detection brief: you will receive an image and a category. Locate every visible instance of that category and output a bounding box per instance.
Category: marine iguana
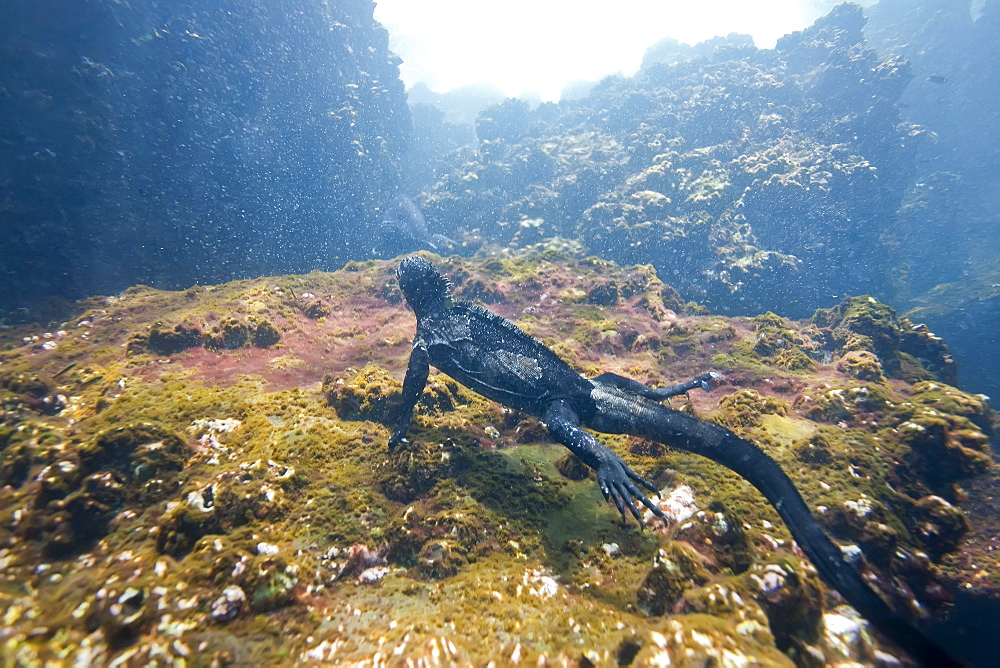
[390,256,959,667]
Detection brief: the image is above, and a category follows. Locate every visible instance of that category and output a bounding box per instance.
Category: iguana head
[397,256,452,317]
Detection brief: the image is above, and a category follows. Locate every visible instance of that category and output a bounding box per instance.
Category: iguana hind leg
[592,371,720,400]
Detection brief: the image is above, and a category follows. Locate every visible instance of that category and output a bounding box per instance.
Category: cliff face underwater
[0,0,409,313]
[0,253,995,664]
[409,2,1000,399]
[413,5,918,319]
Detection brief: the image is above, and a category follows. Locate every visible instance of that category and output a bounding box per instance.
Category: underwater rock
[795,385,888,425]
[746,559,824,653]
[0,253,992,665]
[586,281,620,306]
[416,539,468,580]
[325,364,402,423]
[912,494,970,559]
[248,316,281,347]
[810,295,956,384]
[792,432,835,465]
[717,388,788,429]
[15,422,186,556]
[553,452,591,481]
[893,405,992,497]
[415,3,918,317]
[0,431,35,489]
[143,322,203,356]
[246,556,298,612]
[636,542,710,616]
[87,584,151,647]
[379,438,470,503]
[156,460,294,557]
[37,471,127,557]
[0,372,63,415]
[753,313,815,372]
[210,585,247,623]
[674,506,756,575]
[299,299,332,320]
[331,543,386,581]
[156,485,224,557]
[80,422,187,493]
[205,318,250,351]
[837,350,885,382]
[129,316,280,355]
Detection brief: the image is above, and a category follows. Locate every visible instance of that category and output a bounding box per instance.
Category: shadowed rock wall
[0,0,409,314]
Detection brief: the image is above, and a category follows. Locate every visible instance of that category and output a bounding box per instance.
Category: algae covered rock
[717,388,788,429]
[746,559,825,654]
[379,438,471,502]
[80,422,187,491]
[325,364,402,423]
[246,556,298,612]
[636,542,711,616]
[836,350,885,382]
[810,295,955,384]
[128,315,281,355]
[0,253,993,666]
[143,322,204,355]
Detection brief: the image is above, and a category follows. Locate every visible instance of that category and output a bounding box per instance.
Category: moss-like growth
[0,252,992,665]
[836,350,885,382]
[379,439,471,503]
[893,412,992,497]
[246,557,298,611]
[911,494,970,559]
[249,316,282,347]
[636,542,711,616]
[745,558,824,653]
[325,364,402,424]
[553,452,591,481]
[205,317,250,350]
[142,322,203,355]
[792,432,836,465]
[79,422,187,491]
[810,296,956,384]
[717,389,788,429]
[416,539,469,580]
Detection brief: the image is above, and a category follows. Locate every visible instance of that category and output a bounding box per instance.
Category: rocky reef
[414,5,918,321]
[0,252,994,665]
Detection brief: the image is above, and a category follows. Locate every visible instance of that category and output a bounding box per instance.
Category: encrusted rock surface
[0,251,994,665]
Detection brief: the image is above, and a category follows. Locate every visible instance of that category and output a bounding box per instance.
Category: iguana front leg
[543,399,666,525]
[389,344,429,450]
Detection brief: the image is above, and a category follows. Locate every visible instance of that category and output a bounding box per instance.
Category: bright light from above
[374,0,831,101]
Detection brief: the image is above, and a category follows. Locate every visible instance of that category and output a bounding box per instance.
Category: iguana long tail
[589,389,961,667]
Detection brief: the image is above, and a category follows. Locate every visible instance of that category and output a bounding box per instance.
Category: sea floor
[0,251,995,665]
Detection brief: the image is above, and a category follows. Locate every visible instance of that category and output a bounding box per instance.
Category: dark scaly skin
[390,257,960,667]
